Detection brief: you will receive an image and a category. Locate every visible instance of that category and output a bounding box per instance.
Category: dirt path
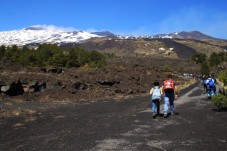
[0,82,227,151]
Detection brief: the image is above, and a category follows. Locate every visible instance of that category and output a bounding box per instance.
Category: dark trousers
[151,99,160,114]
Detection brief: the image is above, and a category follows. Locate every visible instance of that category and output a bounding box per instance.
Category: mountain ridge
[0,25,225,46]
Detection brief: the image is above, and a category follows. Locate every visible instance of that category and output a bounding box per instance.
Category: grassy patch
[212,94,227,108]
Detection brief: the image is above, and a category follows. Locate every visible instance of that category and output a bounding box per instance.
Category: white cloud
[30,24,78,32]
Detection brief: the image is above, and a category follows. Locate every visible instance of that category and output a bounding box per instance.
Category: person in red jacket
[162,74,179,118]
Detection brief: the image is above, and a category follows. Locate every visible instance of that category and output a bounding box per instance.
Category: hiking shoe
[153,114,157,119]
[158,113,163,117]
[171,111,179,115]
[164,114,168,118]
[153,113,157,119]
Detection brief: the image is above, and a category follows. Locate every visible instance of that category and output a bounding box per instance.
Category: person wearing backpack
[162,74,179,118]
[202,75,207,94]
[149,81,163,119]
[211,73,217,94]
[206,75,215,99]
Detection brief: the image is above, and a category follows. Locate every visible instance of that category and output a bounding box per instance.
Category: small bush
[0,44,106,68]
[212,94,227,108]
[163,65,173,72]
[218,71,227,86]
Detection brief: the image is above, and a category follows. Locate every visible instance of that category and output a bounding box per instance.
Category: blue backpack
[208,79,215,87]
[152,86,161,100]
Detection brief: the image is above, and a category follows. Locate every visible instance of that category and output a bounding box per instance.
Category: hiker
[211,73,217,94]
[202,75,207,94]
[149,81,163,119]
[162,74,179,118]
[206,75,216,99]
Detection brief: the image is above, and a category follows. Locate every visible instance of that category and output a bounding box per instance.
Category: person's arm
[160,86,163,95]
[149,88,154,95]
[174,86,179,99]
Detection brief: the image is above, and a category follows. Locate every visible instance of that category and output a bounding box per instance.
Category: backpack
[152,86,161,100]
[203,79,206,85]
[163,79,174,90]
[208,79,215,87]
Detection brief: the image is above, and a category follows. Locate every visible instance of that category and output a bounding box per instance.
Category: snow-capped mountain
[0,25,220,46]
[118,31,217,40]
[0,25,102,46]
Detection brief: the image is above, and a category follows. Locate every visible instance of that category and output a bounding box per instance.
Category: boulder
[96,79,120,86]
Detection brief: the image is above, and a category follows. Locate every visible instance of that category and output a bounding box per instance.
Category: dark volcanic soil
[0,82,227,151]
[0,57,198,103]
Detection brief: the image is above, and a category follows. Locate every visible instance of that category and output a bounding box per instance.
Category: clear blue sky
[1,0,227,39]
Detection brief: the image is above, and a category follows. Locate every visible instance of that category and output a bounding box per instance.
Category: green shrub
[191,53,207,64]
[200,61,210,76]
[209,52,221,66]
[212,94,227,108]
[163,65,173,72]
[218,71,227,86]
[0,45,6,59]
[0,44,107,68]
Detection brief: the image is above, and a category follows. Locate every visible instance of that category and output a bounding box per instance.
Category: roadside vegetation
[0,44,107,68]
[191,52,227,108]
[191,52,227,75]
[212,71,227,108]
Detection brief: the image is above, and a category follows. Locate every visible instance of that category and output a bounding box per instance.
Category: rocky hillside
[76,37,227,59]
[0,57,200,103]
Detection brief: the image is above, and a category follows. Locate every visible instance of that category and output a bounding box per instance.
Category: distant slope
[154,39,197,59]
[77,38,197,59]
[175,31,216,40]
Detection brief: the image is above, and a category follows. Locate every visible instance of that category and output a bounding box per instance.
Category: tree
[5,45,18,60]
[209,52,220,66]
[88,50,106,68]
[0,45,6,59]
[19,49,37,66]
[36,44,62,66]
[77,48,90,66]
[201,61,210,76]
[65,47,80,68]
[191,53,207,64]
[50,53,67,67]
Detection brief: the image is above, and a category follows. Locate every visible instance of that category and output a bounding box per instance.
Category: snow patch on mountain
[0,25,102,46]
[0,25,218,46]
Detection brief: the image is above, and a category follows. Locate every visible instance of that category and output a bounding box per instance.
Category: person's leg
[203,84,206,93]
[157,100,160,115]
[207,88,211,99]
[164,96,169,117]
[169,94,174,113]
[152,100,157,118]
[213,85,216,94]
